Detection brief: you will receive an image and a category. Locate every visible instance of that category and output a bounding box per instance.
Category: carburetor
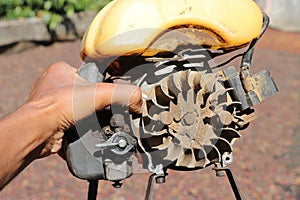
[63,0,278,199]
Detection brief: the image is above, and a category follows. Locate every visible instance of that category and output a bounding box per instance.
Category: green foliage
[0,0,112,30]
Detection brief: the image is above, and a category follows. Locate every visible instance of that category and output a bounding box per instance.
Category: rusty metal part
[221,66,278,110]
[135,69,244,169]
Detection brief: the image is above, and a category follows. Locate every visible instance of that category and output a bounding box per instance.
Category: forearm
[0,101,56,189]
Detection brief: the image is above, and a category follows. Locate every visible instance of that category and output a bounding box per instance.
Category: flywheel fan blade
[151,136,173,150]
[164,142,182,161]
[204,145,221,163]
[210,138,232,155]
[220,128,242,144]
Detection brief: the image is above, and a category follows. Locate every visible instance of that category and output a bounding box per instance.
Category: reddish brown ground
[0,28,299,200]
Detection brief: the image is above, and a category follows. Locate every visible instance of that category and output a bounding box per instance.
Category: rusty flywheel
[133,68,244,169]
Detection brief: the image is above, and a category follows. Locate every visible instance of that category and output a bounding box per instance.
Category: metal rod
[88,180,99,200]
[224,168,243,200]
[145,174,157,200]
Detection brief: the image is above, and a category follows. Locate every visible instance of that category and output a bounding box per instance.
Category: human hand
[26,61,142,158]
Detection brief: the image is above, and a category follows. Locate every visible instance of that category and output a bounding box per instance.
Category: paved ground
[0,28,299,200]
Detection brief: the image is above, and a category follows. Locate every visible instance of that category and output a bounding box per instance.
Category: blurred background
[0,0,299,199]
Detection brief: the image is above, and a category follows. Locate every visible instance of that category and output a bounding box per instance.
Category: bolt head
[155,176,166,184]
[118,139,127,148]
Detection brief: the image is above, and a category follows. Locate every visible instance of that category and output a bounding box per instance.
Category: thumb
[94,83,142,114]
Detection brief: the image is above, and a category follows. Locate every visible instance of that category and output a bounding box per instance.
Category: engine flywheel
[134,69,243,169]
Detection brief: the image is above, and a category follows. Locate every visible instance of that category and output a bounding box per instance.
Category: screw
[155,176,166,184]
[118,138,127,148]
[216,170,226,177]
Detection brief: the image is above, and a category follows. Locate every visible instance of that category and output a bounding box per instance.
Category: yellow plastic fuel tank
[80,0,263,60]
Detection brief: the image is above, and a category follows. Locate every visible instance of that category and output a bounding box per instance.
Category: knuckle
[47,61,69,73]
